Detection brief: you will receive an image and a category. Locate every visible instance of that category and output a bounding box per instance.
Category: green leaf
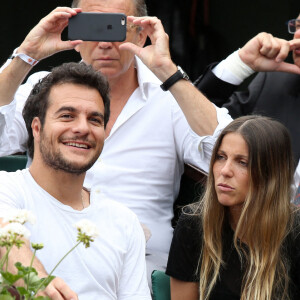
[16,286,30,296]
[23,272,40,287]
[38,276,55,289]
[27,275,55,296]
[0,295,15,300]
[0,271,23,285]
[15,262,37,277]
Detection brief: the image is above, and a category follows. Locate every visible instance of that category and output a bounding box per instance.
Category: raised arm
[195,33,300,116]
[0,7,83,107]
[120,16,219,136]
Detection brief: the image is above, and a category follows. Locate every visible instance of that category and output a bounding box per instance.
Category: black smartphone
[68,12,127,42]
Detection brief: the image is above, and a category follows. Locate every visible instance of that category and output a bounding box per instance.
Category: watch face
[178,66,189,81]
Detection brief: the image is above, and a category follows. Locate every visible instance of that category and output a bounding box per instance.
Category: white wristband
[213,50,255,85]
[9,48,39,66]
[226,50,255,80]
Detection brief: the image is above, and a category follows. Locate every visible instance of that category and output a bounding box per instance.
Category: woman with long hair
[166,115,300,300]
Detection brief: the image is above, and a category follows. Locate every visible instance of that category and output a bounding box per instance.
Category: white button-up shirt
[0,57,232,253]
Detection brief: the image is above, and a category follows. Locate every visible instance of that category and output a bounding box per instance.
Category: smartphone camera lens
[121,17,126,26]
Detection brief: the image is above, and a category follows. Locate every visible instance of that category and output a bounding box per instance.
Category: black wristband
[160,66,189,91]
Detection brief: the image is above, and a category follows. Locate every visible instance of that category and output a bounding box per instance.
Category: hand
[238,32,300,74]
[18,7,83,61]
[37,277,78,300]
[119,16,177,81]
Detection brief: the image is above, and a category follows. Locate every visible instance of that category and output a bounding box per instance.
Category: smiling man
[27,81,106,176]
[0,62,151,300]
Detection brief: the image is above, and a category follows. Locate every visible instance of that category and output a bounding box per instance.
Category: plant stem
[33,241,81,296]
[0,246,11,270]
[0,246,13,272]
[29,250,36,269]
[26,249,37,291]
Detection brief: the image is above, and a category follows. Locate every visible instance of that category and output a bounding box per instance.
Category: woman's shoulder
[166,204,202,282]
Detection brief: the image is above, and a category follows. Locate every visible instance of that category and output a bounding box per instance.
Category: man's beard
[39,133,100,175]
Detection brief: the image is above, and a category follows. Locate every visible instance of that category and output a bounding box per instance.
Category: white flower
[0,223,31,239]
[2,209,36,225]
[74,219,99,239]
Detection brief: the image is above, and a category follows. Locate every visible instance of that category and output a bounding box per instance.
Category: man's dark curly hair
[22,62,110,159]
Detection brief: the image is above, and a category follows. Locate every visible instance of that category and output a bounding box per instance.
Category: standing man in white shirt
[0,0,232,257]
[0,62,151,300]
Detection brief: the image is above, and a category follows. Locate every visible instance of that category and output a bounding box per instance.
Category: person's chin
[61,159,96,174]
[217,195,234,207]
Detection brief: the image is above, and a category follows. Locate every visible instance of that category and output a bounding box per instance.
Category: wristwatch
[160,66,189,91]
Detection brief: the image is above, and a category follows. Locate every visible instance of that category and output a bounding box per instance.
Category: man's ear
[31,117,42,142]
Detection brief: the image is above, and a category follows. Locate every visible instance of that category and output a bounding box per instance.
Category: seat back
[0,155,28,172]
[151,270,171,300]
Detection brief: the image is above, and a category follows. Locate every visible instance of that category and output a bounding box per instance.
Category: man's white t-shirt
[0,169,151,300]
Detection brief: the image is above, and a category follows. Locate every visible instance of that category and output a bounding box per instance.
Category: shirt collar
[134,56,162,101]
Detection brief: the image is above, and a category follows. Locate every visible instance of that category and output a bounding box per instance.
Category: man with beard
[0,62,151,300]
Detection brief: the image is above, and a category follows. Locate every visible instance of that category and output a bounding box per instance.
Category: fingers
[258,33,290,62]
[274,40,290,62]
[127,16,166,41]
[19,7,83,60]
[56,40,83,53]
[43,277,78,300]
[289,38,300,50]
[49,6,82,16]
[39,7,81,31]
[39,7,81,30]
[119,42,141,56]
[276,62,300,74]
[128,16,164,32]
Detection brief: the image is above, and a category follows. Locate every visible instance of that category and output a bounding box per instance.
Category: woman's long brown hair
[197,116,295,300]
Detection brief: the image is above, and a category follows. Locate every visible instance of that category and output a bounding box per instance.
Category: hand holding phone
[68,12,127,42]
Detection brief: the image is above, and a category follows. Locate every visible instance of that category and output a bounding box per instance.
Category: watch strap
[160,66,189,91]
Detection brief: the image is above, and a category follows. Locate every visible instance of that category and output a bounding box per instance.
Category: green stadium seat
[0,155,28,172]
[151,270,171,300]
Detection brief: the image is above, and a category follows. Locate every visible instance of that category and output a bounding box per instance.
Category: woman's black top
[166,209,300,299]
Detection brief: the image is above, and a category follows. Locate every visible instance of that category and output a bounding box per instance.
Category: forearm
[169,80,217,136]
[156,61,218,136]
[0,57,33,107]
[1,239,48,279]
